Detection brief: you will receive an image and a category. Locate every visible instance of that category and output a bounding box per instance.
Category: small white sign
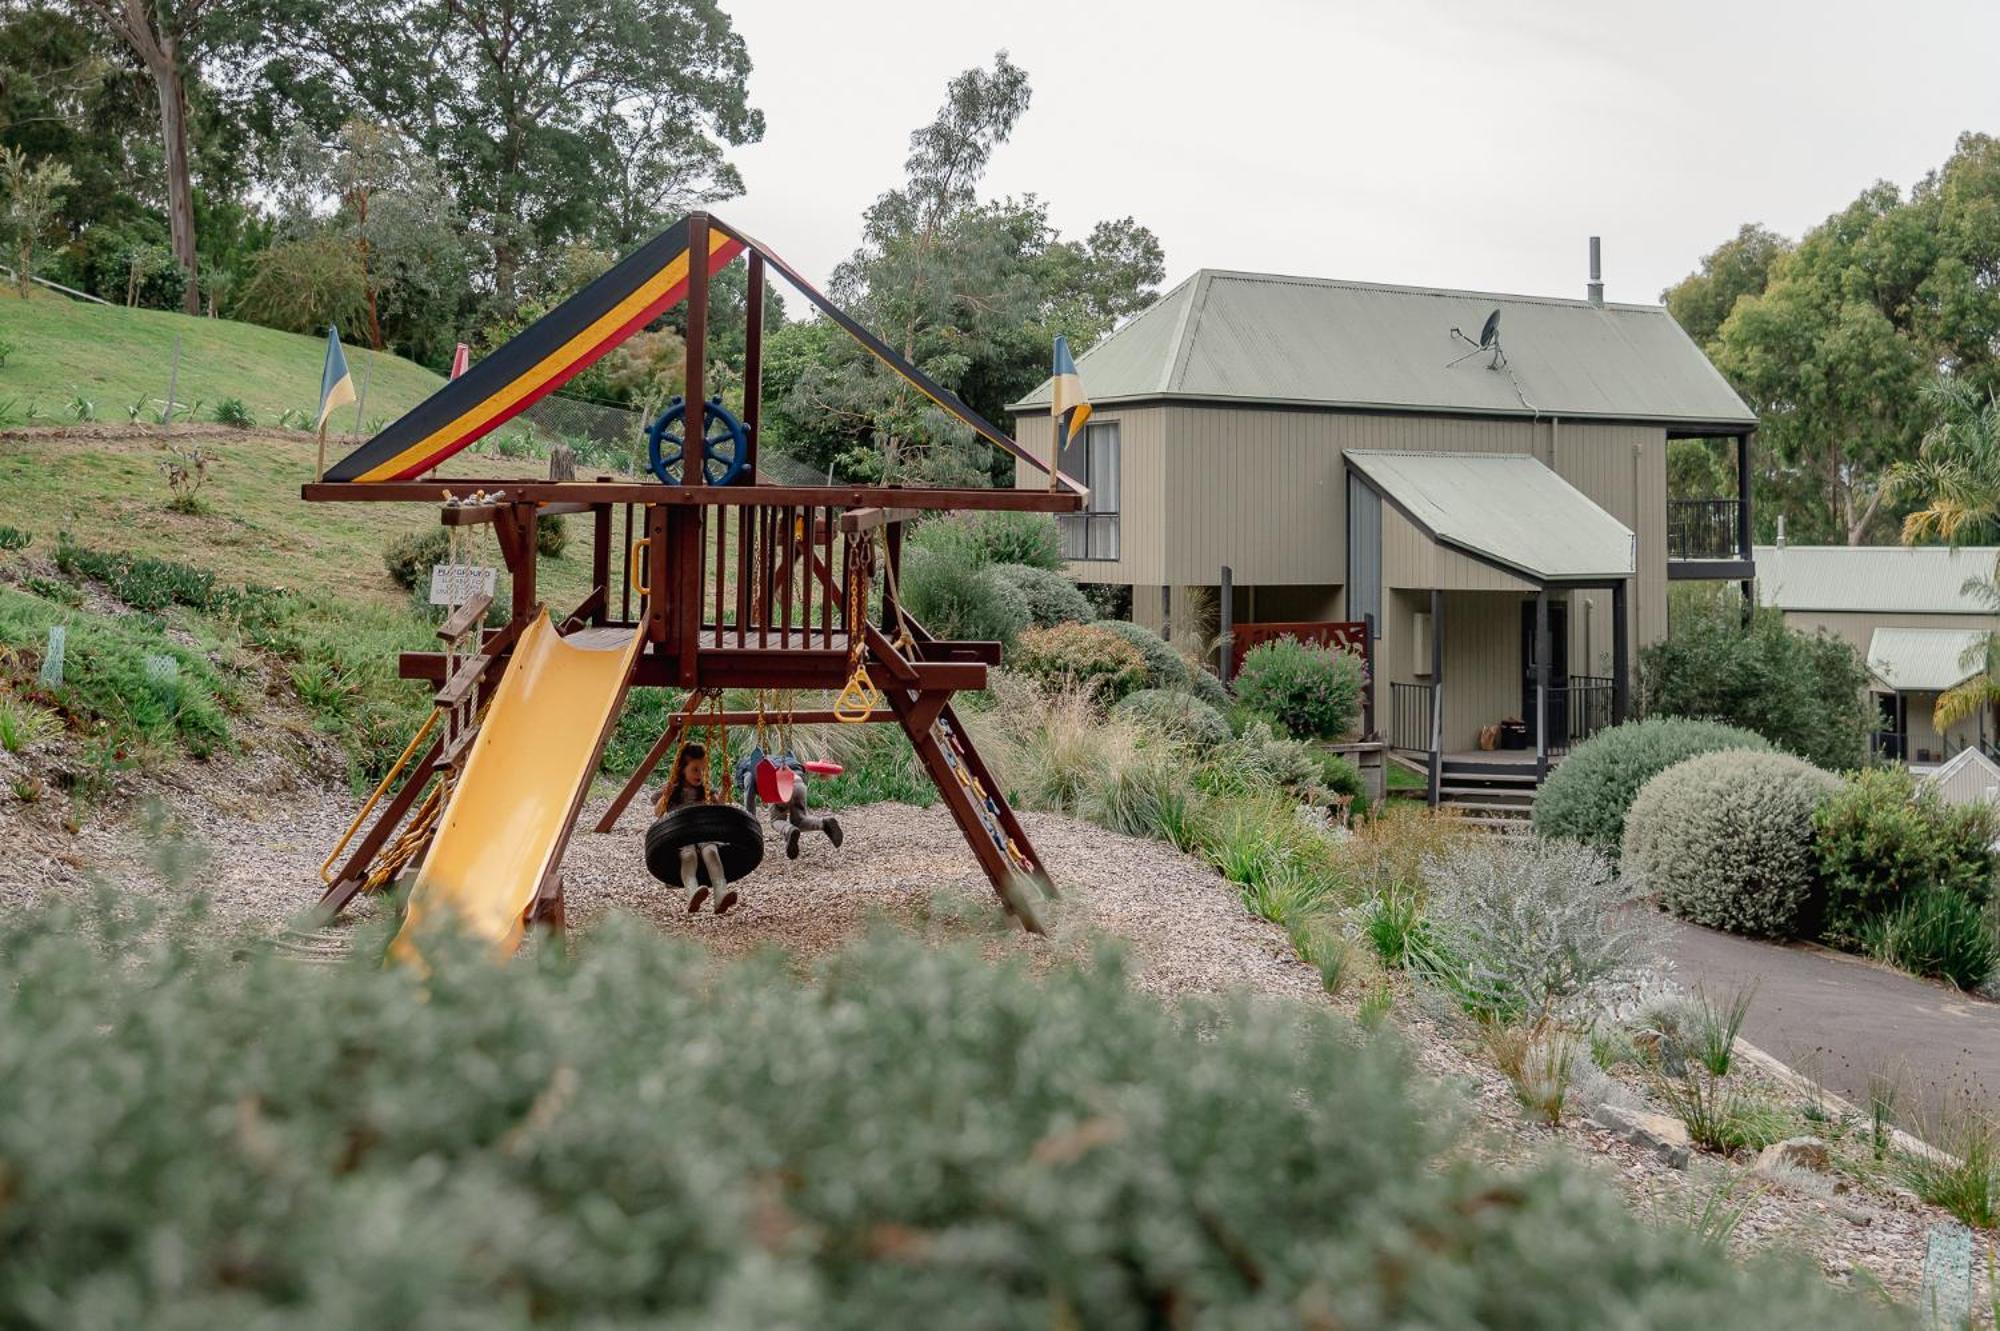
[429,563,497,606]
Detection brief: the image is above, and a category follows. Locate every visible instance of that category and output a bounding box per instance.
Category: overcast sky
[715,0,1999,314]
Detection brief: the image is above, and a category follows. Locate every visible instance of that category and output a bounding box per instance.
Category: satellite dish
[1446,308,1508,369]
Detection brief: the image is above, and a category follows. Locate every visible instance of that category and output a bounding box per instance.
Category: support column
[1534,588,1551,777]
[1219,565,1233,687]
[1738,430,1756,622]
[743,250,764,477]
[1611,578,1630,725]
[684,211,709,487]
[1427,587,1443,808]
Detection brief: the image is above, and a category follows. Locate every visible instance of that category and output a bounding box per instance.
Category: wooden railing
[1667,498,1744,562]
[606,501,877,646]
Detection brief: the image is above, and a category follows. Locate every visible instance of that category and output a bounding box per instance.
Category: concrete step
[1438,799,1537,815]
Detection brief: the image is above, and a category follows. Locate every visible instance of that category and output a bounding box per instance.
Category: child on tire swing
[654,742,738,915]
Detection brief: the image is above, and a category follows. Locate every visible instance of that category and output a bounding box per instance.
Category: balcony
[1667,498,1755,580]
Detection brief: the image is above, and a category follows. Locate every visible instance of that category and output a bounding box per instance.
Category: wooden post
[1534,588,1550,777]
[1612,579,1630,725]
[1738,430,1756,622]
[315,420,328,484]
[590,493,612,626]
[510,502,538,625]
[1218,565,1233,687]
[743,250,764,477]
[1427,587,1443,807]
[684,211,709,487]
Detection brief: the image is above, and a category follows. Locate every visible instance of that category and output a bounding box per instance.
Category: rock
[1755,1136,1832,1174]
[1593,1103,1691,1169]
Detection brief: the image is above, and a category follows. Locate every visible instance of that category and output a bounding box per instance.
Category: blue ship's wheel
[647,395,748,485]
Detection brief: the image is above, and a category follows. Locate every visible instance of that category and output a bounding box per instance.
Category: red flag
[449,343,470,380]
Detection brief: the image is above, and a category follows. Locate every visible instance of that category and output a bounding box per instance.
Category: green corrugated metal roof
[1348,450,1636,582]
[1013,269,1755,427]
[1866,627,1989,692]
[1755,545,2000,614]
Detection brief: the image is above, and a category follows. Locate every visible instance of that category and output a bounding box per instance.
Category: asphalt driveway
[1661,916,2000,1121]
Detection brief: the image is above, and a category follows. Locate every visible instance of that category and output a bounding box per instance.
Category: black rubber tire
[644,803,765,886]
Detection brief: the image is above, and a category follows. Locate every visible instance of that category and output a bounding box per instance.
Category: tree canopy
[1666,134,2000,544]
[763,52,1164,486]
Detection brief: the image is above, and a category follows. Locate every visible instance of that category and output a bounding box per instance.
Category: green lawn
[0,293,447,430]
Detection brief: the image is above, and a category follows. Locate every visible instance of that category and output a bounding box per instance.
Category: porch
[1345,450,1635,816]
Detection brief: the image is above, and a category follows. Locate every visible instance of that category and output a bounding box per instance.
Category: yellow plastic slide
[391,611,642,961]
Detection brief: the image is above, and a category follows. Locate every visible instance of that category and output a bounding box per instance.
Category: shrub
[898,548,1029,650]
[211,396,255,428]
[1199,720,1325,801]
[0,525,29,551]
[0,902,1896,1328]
[1863,885,1999,990]
[1313,750,1370,818]
[1420,838,1653,1023]
[1089,618,1189,687]
[990,562,1091,627]
[907,509,1062,571]
[1815,766,1996,944]
[536,512,570,558]
[383,526,452,592]
[1622,749,1841,938]
[1234,636,1366,741]
[1183,666,1230,710]
[1011,623,1147,705]
[1112,687,1231,752]
[1533,718,1771,860]
[1641,592,1872,770]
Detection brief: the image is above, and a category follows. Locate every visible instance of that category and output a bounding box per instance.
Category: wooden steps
[1435,759,1539,831]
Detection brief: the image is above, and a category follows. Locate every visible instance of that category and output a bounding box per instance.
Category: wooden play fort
[309,212,1083,953]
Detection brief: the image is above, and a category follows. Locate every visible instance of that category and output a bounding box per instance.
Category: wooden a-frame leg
[526,870,567,947]
[887,686,1053,933]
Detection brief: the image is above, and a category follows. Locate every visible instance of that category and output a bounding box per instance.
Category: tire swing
[643,692,765,887]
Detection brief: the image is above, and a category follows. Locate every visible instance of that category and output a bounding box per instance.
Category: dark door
[1520,600,1570,747]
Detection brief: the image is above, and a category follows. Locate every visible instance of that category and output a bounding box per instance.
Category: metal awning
[1866,627,1989,692]
[1346,450,1636,583]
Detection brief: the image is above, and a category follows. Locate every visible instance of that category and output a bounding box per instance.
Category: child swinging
[652,742,739,915]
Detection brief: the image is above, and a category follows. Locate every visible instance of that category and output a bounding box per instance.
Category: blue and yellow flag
[316,326,356,431]
[1050,335,1091,487]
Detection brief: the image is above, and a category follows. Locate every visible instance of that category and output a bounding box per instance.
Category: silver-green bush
[1422,838,1655,1022]
[1113,687,1232,751]
[990,562,1092,627]
[1533,717,1771,860]
[1622,749,1841,938]
[0,901,1895,1328]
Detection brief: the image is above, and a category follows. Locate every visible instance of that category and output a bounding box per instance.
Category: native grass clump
[0,899,1902,1328]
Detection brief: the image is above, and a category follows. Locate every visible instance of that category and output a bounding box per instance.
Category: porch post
[1611,578,1630,724]
[1427,587,1443,807]
[1534,588,1550,777]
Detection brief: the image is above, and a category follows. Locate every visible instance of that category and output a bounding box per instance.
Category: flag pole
[316,419,327,483]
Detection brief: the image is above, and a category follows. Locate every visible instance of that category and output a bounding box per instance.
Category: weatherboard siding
[1013,407,1168,586]
[1771,609,1997,660]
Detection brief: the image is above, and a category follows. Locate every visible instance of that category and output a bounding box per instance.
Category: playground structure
[309,211,1086,955]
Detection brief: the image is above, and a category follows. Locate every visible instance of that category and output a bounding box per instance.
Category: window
[1057,421,1119,561]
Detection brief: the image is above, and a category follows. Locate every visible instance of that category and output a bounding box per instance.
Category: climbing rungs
[439,721,482,769]
[437,594,494,644]
[435,653,492,708]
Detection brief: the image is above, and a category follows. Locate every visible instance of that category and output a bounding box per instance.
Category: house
[1922,746,2000,811]
[1010,260,1756,805]
[1755,543,2000,764]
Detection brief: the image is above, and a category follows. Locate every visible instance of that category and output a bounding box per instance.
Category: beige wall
[1776,609,1996,658]
[1886,690,1984,763]
[1013,406,1168,586]
[1015,404,1672,741]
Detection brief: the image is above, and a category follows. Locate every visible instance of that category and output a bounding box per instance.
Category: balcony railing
[1547,675,1616,758]
[1667,498,1745,562]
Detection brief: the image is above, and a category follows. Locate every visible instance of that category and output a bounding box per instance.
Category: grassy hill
[0,294,448,429]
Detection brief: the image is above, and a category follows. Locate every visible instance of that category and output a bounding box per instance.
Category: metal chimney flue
[1587,236,1604,306]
